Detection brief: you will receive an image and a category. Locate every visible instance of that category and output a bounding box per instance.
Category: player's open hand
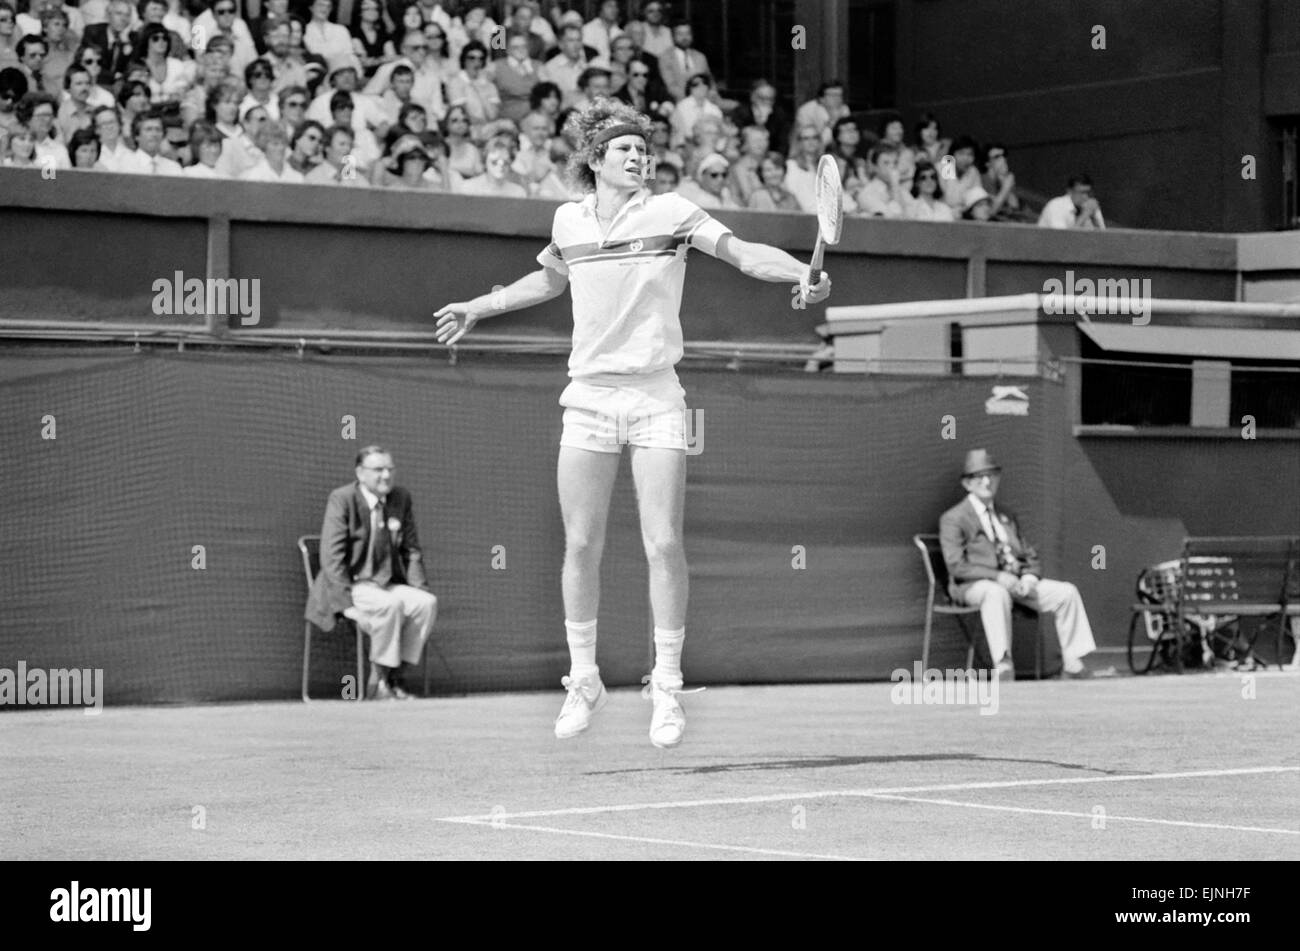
[799,271,832,305]
[433,304,478,346]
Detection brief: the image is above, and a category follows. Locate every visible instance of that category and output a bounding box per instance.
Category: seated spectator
[961,185,993,221]
[421,17,452,76]
[604,30,635,92]
[161,106,189,163]
[136,0,185,60]
[90,103,132,168]
[325,89,380,167]
[194,0,258,77]
[748,150,799,212]
[656,19,709,102]
[115,78,150,144]
[611,49,667,118]
[38,6,79,92]
[496,1,546,62]
[304,445,438,701]
[214,99,266,177]
[669,70,719,148]
[680,113,724,178]
[374,61,413,124]
[979,142,1024,221]
[726,124,768,207]
[827,115,864,188]
[0,6,19,73]
[627,0,670,56]
[1,119,34,163]
[378,130,443,189]
[240,57,279,120]
[303,0,359,75]
[676,151,738,210]
[445,37,496,134]
[512,112,566,198]
[581,0,622,61]
[206,76,243,139]
[853,142,904,218]
[458,133,525,196]
[904,160,954,222]
[784,121,822,213]
[286,116,323,175]
[493,29,548,124]
[125,108,182,173]
[71,45,115,109]
[878,114,914,192]
[529,77,560,122]
[181,49,231,127]
[162,0,193,50]
[0,65,25,134]
[645,111,679,172]
[305,121,369,185]
[445,2,496,65]
[82,0,136,86]
[941,134,982,211]
[914,111,949,166]
[351,0,395,78]
[260,20,310,94]
[545,22,605,109]
[794,78,848,147]
[182,119,226,176]
[239,119,302,181]
[15,31,44,93]
[17,90,69,166]
[276,83,308,135]
[66,124,98,168]
[732,78,789,153]
[440,101,479,177]
[1038,173,1105,229]
[56,63,95,140]
[649,157,677,194]
[939,449,1099,680]
[568,63,609,111]
[308,64,385,134]
[365,27,444,120]
[250,0,291,56]
[394,99,427,136]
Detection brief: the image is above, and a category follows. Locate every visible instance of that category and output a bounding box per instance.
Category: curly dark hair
[562,99,652,193]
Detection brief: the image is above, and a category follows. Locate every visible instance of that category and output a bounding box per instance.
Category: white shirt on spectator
[215,132,261,178]
[634,22,673,57]
[192,10,257,74]
[793,98,846,145]
[905,195,956,222]
[669,96,721,148]
[674,178,738,210]
[34,138,71,169]
[183,162,225,177]
[1039,193,1105,229]
[581,18,623,61]
[855,176,903,218]
[95,139,136,172]
[126,149,183,175]
[240,93,280,122]
[304,20,361,75]
[545,52,608,108]
[306,89,384,131]
[784,159,818,214]
[241,158,304,183]
[364,57,446,121]
[457,174,527,198]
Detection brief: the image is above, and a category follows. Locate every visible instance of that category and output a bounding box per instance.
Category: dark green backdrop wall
[2,346,1295,704]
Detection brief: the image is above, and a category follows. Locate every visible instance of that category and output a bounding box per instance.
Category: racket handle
[808,235,826,285]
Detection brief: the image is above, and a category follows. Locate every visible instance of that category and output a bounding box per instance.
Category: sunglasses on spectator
[284,98,306,108]
[215,6,235,14]
[630,69,649,77]
[465,54,485,61]
[448,115,468,122]
[83,56,102,63]
[702,170,725,178]
[987,150,1005,160]
[917,171,937,180]
[250,69,271,78]
[150,34,168,42]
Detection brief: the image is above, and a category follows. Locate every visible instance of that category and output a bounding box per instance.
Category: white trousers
[350,582,437,668]
[959,578,1096,668]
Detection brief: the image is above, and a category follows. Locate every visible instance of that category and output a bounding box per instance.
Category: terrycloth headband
[589,123,648,148]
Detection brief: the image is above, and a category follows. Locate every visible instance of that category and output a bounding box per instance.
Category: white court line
[867,794,1300,837]
[436,765,1300,823]
[447,819,861,861]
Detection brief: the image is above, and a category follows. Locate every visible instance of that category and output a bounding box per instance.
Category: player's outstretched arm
[434,267,569,345]
[712,235,832,303]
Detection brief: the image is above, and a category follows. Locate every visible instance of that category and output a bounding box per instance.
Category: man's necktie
[986,505,1018,572]
[372,502,393,586]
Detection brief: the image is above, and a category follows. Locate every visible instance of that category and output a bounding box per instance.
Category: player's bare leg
[553,446,620,737]
[630,445,694,747]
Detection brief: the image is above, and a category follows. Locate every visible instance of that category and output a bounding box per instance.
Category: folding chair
[914,534,980,670]
[299,535,368,702]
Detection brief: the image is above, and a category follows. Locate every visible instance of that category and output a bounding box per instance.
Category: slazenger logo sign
[985,386,1029,416]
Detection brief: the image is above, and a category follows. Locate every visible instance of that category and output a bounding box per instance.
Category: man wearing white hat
[674,151,738,209]
[939,449,1098,680]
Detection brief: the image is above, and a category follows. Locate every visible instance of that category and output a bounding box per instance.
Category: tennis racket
[807,154,843,292]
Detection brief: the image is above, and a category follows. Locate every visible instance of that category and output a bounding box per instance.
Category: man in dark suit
[82,0,138,86]
[939,449,1097,680]
[732,79,790,155]
[305,445,437,699]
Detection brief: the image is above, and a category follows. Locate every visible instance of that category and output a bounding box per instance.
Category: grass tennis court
[3,672,1296,861]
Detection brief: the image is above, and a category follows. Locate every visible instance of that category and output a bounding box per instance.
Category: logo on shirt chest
[629,239,644,253]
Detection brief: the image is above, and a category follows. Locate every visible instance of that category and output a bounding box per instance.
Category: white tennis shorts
[559,370,688,453]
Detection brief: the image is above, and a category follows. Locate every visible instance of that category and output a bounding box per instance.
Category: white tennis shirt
[537,188,732,380]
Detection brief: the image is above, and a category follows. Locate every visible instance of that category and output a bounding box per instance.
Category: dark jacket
[304,483,428,631]
[938,496,1043,601]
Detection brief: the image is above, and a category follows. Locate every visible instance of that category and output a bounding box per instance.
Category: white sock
[565,618,599,682]
[652,626,685,688]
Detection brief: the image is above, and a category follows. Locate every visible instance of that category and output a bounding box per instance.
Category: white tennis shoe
[641,676,704,749]
[554,675,607,739]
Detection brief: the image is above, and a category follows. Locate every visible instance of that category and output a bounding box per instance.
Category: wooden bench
[1129,536,1300,674]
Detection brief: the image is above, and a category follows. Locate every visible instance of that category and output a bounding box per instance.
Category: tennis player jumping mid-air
[434,100,831,748]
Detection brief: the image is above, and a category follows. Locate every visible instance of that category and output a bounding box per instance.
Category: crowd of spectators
[0,0,1104,227]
